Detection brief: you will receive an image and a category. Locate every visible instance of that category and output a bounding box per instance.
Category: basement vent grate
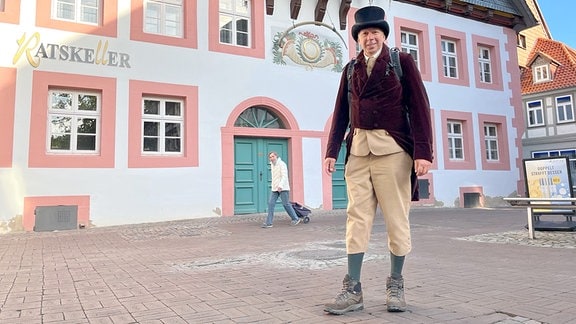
[34,205,78,232]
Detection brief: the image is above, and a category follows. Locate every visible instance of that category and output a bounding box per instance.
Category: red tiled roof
[521,38,576,95]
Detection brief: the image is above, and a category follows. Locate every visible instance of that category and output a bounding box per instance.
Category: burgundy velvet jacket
[325,45,433,200]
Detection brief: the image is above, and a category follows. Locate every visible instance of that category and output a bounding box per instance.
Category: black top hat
[351,6,390,41]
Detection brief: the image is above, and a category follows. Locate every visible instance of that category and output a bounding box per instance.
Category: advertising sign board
[523,157,573,198]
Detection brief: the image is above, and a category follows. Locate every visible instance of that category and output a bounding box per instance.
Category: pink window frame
[478,114,510,170]
[0,67,16,167]
[29,71,117,168]
[36,0,118,37]
[128,80,199,168]
[0,0,20,24]
[130,0,198,48]
[435,27,469,87]
[441,110,476,170]
[208,0,265,58]
[472,35,503,91]
[393,17,432,82]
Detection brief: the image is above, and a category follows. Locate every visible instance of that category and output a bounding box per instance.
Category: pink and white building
[0,0,536,232]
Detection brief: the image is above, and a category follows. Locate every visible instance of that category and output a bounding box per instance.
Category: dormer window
[534,64,550,82]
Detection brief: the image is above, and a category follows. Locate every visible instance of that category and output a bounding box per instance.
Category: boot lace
[387,279,403,299]
[334,278,357,300]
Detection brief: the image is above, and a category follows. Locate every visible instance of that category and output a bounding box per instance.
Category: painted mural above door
[272,22,346,72]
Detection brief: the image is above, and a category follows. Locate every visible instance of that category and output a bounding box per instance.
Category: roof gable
[526,51,560,67]
[521,38,576,94]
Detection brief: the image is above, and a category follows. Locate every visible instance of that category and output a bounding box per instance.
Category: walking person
[323,6,433,314]
[262,151,301,228]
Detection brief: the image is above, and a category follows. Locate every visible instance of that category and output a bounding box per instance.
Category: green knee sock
[390,252,405,279]
[348,253,364,282]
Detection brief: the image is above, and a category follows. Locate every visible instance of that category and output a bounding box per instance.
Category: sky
[536,0,576,49]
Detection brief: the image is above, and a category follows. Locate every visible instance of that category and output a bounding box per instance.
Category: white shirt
[364,48,382,62]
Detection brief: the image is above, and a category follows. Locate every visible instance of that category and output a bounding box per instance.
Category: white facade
[0,0,525,232]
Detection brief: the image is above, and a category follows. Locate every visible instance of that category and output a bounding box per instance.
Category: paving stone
[1,208,575,323]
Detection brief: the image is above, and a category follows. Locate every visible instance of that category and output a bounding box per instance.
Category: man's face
[268,153,277,164]
[358,27,386,57]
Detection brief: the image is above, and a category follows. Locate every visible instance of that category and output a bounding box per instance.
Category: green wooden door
[332,143,348,209]
[234,137,288,214]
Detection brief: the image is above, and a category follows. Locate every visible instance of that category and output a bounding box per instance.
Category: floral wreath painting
[272,25,345,72]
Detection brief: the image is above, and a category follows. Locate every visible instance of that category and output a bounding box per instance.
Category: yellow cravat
[366,57,375,76]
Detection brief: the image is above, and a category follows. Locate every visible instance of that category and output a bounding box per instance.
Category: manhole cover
[289,249,345,261]
[321,242,346,249]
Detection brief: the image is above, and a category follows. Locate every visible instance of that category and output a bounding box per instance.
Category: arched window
[234,106,285,128]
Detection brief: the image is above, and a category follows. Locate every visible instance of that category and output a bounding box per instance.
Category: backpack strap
[389,47,403,81]
[347,59,356,126]
[389,47,410,125]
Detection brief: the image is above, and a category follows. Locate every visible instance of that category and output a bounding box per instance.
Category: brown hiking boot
[386,276,407,312]
[324,274,364,315]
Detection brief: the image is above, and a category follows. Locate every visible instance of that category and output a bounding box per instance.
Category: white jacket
[270,157,290,191]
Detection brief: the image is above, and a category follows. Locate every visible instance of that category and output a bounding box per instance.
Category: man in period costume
[323,5,433,314]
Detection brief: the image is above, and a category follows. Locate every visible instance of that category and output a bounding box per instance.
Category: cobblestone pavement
[0,207,575,323]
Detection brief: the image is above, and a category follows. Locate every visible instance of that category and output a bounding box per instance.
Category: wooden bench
[503,197,576,239]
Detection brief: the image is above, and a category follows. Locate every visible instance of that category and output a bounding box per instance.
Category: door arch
[221,97,304,216]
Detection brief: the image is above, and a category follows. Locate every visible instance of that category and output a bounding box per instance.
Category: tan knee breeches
[344,152,413,256]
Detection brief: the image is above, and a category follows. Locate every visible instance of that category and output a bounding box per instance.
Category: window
[52,0,99,25]
[484,124,498,161]
[556,95,574,123]
[478,46,491,83]
[527,100,544,127]
[517,34,526,49]
[38,0,116,37]
[30,71,116,168]
[128,80,198,168]
[0,0,4,11]
[472,36,502,90]
[400,30,419,68]
[417,179,430,199]
[219,0,250,47]
[130,0,196,48]
[394,18,431,81]
[533,150,576,159]
[478,114,509,170]
[142,98,184,154]
[234,106,284,128]
[441,39,457,78]
[48,90,100,153]
[442,111,475,170]
[447,120,464,160]
[534,65,550,82]
[144,0,183,37]
[209,0,263,58]
[436,27,468,86]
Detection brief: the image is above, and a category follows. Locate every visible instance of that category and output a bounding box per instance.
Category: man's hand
[414,159,432,177]
[324,158,336,175]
